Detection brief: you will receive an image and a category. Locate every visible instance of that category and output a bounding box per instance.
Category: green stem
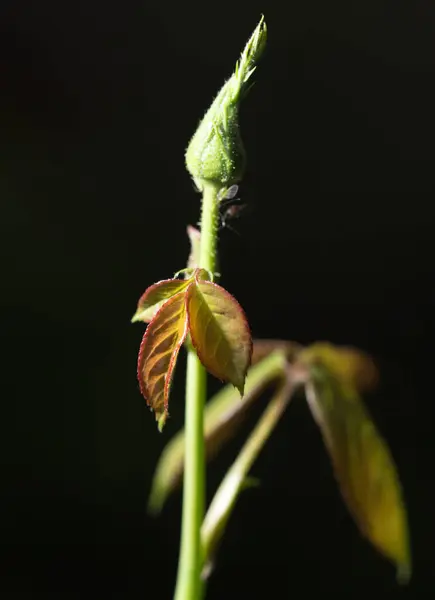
[201,375,296,571]
[174,182,220,600]
[198,183,220,274]
[174,351,206,600]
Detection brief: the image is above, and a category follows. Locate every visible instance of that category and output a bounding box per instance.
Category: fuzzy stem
[199,183,220,273]
[174,182,220,600]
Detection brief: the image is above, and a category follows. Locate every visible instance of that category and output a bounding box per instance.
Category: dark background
[1,0,434,597]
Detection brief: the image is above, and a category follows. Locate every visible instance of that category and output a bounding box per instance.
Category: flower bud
[185,16,267,191]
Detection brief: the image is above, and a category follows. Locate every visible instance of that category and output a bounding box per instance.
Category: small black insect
[218,185,247,235]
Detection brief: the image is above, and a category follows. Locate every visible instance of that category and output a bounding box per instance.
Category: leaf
[302,347,411,582]
[132,278,189,323]
[187,277,252,395]
[302,342,378,393]
[137,290,190,429]
[147,349,289,514]
[251,339,302,367]
[186,225,201,271]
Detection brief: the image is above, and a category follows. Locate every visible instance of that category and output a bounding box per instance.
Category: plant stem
[201,375,296,571]
[174,351,206,600]
[198,183,220,274]
[174,182,220,600]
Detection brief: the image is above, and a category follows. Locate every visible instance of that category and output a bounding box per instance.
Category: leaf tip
[395,533,412,584]
[236,381,245,397]
[157,411,168,433]
[147,497,160,517]
[396,560,412,585]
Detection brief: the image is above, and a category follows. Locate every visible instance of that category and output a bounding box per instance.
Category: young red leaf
[302,350,411,582]
[137,289,190,430]
[132,278,189,323]
[186,277,252,395]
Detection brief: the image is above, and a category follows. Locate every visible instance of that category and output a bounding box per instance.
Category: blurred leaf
[137,290,190,430]
[302,345,411,582]
[148,349,288,514]
[187,277,252,395]
[201,375,297,578]
[251,339,301,366]
[185,227,221,281]
[132,278,189,323]
[186,225,201,271]
[301,342,378,392]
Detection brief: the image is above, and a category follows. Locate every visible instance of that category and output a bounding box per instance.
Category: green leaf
[301,342,378,392]
[301,345,411,582]
[137,290,190,429]
[147,349,288,514]
[132,278,189,323]
[187,276,252,395]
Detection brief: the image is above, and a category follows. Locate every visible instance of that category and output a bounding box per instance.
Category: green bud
[185,16,267,191]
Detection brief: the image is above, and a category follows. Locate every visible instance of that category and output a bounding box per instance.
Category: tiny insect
[218,184,239,202]
[218,185,247,235]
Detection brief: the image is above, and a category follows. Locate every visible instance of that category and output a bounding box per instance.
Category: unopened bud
[185,16,267,191]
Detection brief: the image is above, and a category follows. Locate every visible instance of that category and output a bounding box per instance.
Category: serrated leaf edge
[186,278,252,395]
[132,278,189,323]
[137,288,191,420]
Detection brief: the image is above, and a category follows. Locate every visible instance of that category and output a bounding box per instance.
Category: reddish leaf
[302,345,411,582]
[187,276,252,395]
[132,278,188,323]
[137,289,190,430]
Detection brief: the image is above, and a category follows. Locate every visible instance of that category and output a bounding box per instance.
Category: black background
[1,0,434,597]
